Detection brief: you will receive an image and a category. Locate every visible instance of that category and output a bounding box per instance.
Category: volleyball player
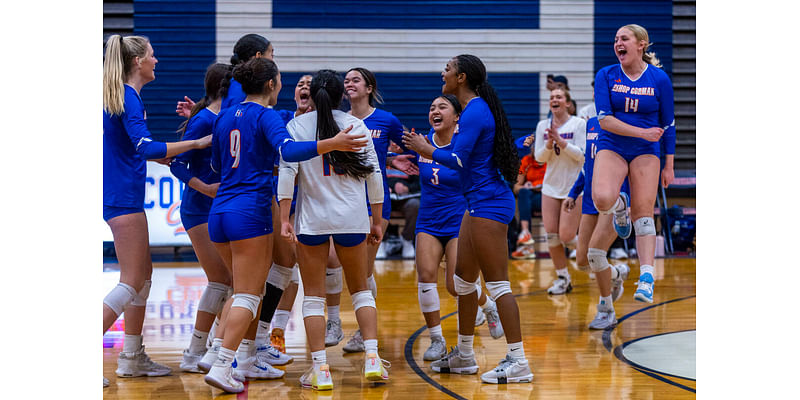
[201,60,367,393]
[102,35,213,387]
[403,55,533,384]
[278,69,389,390]
[415,95,504,362]
[592,24,675,304]
[325,67,406,353]
[169,63,234,372]
[533,88,586,295]
[176,34,273,117]
[563,116,630,329]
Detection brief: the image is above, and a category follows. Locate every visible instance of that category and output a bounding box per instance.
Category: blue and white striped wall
[134,0,672,142]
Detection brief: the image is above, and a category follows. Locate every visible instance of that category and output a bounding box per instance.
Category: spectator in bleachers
[511,148,546,260]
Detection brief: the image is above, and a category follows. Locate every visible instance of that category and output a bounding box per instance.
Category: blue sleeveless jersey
[416,130,466,237]
[103,84,167,208]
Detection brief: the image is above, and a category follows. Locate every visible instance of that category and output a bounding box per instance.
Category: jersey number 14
[625,97,639,113]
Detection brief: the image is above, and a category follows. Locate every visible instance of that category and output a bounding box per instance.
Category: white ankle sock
[189,329,209,354]
[507,341,526,362]
[272,310,291,331]
[364,339,378,355]
[210,337,223,351]
[215,347,235,367]
[255,320,270,346]
[327,305,340,322]
[237,339,254,360]
[457,335,474,357]
[556,268,570,280]
[311,350,327,367]
[122,334,143,353]
[599,295,613,307]
[640,264,655,277]
[429,324,443,341]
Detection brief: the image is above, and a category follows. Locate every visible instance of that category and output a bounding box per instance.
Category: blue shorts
[208,212,272,243]
[180,210,209,231]
[598,132,659,163]
[296,233,366,247]
[583,177,631,215]
[465,186,515,225]
[103,205,142,222]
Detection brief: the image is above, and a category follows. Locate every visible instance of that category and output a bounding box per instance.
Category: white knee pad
[546,232,561,248]
[290,264,300,284]
[453,274,477,296]
[485,280,512,301]
[587,248,611,272]
[351,290,376,312]
[325,266,343,294]
[231,293,261,320]
[266,263,293,290]
[103,282,137,316]
[302,296,326,318]
[198,282,231,315]
[561,235,578,251]
[634,217,656,236]
[418,283,440,313]
[130,280,151,307]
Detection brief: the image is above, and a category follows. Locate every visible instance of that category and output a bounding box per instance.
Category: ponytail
[103,34,151,115]
[455,54,519,183]
[311,70,373,179]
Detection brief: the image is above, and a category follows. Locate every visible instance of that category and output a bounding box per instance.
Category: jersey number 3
[431,168,440,185]
[229,129,241,168]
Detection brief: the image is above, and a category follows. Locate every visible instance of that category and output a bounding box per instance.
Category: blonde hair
[622,24,661,68]
[103,35,150,115]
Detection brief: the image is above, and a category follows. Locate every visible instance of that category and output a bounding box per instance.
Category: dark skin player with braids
[404,54,533,385]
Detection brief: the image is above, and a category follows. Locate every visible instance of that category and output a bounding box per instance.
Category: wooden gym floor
[102,255,696,399]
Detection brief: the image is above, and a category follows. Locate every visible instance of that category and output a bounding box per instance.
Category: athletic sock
[457,334,474,357]
[364,339,378,355]
[599,295,613,308]
[556,268,570,280]
[272,310,291,331]
[327,305,340,322]
[122,334,143,354]
[215,347,235,368]
[429,324,444,341]
[255,320,270,346]
[639,264,655,278]
[236,339,254,361]
[311,350,326,368]
[189,329,209,354]
[507,341,526,362]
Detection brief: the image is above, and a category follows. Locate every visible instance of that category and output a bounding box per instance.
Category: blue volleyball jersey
[103,84,167,208]
[417,129,466,236]
[363,108,405,219]
[594,64,675,155]
[210,103,316,219]
[221,78,246,110]
[431,97,510,205]
[170,108,220,216]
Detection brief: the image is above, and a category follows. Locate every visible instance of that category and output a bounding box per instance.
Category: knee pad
[198,282,231,315]
[634,217,656,236]
[453,274,477,296]
[546,232,561,248]
[418,282,440,313]
[325,266,343,294]
[561,235,578,251]
[290,264,300,284]
[130,280,151,307]
[485,280,512,301]
[266,263,293,291]
[302,296,326,318]
[587,248,611,272]
[351,290,376,312]
[103,282,137,316]
[367,274,377,299]
[231,293,261,320]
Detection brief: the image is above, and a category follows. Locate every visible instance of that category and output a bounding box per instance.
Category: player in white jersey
[531,88,586,296]
[578,80,597,120]
[278,70,388,390]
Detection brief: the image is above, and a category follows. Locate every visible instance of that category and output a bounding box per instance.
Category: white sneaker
[204,364,244,393]
[401,238,415,259]
[611,263,630,302]
[343,329,365,353]
[103,376,109,388]
[483,306,505,339]
[547,276,573,295]
[609,248,628,259]
[375,241,388,259]
[431,346,478,374]
[180,349,206,373]
[234,355,285,380]
[325,318,344,347]
[364,353,390,381]
[116,345,172,377]
[300,364,333,390]
[256,343,293,366]
[588,302,617,330]
[197,342,219,372]
[423,337,447,361]
[474,308,486,326]
[568,249,577,259]
[480,355,534,384]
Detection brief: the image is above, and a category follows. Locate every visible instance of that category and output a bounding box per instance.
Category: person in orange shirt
[511,148,546,259]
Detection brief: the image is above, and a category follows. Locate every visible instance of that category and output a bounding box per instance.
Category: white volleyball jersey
[278,110,383,235]
[533,115,586,199]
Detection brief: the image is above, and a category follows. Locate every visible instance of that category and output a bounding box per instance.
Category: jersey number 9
[229,129,241,168]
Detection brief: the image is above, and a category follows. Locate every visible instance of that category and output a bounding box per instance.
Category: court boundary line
[405,286,696,398]
[615,329,697,381]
